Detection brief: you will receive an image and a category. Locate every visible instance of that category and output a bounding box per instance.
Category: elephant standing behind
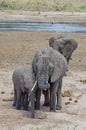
[30,48,67,118]
[49,36,78,63]
[12,68,35,110]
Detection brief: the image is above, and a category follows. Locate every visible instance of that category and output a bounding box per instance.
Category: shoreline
[0,10,86,24]
[0,21,86,25]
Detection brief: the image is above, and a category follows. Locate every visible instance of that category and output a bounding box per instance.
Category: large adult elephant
[43,36,78,107]
[49,37,78,63]
[12,68,35,110]
[30,48,67,118]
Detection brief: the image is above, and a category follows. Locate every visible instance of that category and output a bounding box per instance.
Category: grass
[0,0,86,12]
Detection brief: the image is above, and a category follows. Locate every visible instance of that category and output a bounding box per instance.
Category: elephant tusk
[31,81,37,92]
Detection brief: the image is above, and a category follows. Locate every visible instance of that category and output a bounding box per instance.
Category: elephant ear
[64,38,78,50]
[49,48,67,83]
[63,38,72,46]
[32,50,42,74]
[23,68,35,90]
[54,39,65,52]
[49,37,55,47]
[62,38,78,52]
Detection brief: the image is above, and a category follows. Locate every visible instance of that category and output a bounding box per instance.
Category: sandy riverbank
[0,10,86,23]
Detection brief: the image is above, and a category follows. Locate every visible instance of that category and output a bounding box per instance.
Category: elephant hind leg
[23,93,29,111]
[16,89,22,110]
[13,88,17,107]
[56,78,62,110]
[35,88,41,110]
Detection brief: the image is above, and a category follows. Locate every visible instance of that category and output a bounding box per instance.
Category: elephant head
[49,37,78,63]
[32,48,67,90]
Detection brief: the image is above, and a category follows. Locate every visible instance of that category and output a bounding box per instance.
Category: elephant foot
[23,103,29,111]
[23,107,28,111]
[56,106,62,110]
[13,102,16,106]
[21,106,28,111]
[23,108,28,111]
[31,113,35,118]
[50,107,56,112]
[16,105,21,110]
[43,101,50,107]
[50,109,56,112]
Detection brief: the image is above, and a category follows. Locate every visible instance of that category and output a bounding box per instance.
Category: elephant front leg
[42,89,50,106]
[16,89,22,110]
[56,78,62,110]
[30,92,35,118]
[13,88,17,106]
[50,81,58,112]
[35,88,41,110]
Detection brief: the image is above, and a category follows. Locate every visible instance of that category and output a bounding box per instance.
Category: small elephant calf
[12,68,35,110]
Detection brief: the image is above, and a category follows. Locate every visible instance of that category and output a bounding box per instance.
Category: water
[0,22,86,33]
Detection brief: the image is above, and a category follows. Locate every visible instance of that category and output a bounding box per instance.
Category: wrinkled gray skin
[49,36,78,63]
[12,68,35,110]
[30,48,67,118]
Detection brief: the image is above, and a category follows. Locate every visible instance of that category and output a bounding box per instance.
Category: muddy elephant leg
[16,89,22,110]
[56,77,62,110]
[13,88,17,106]
[50,81,58,112]
[35,88,41,110]
[43,89,50,106]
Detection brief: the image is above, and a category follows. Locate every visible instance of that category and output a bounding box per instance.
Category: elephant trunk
[37,74,50,90]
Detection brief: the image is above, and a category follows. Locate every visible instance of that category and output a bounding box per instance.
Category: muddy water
[0,22,86,33]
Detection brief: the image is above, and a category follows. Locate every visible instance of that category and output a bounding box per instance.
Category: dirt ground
[0,11,86,130]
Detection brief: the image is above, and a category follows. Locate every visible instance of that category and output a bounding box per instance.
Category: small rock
[69,98,72,101]
[62,90,72,97]
[65,102,70,105]
[1,91,5,94]
[10,92,13,95]
[74,100,78,103]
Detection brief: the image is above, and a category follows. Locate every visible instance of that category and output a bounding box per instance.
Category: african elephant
[30,48,67,118]
[49,36,78,63]
[12,68,35,110]
[43,36,78,107]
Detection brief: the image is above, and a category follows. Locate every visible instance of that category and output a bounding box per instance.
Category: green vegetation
[0,0,86,12]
